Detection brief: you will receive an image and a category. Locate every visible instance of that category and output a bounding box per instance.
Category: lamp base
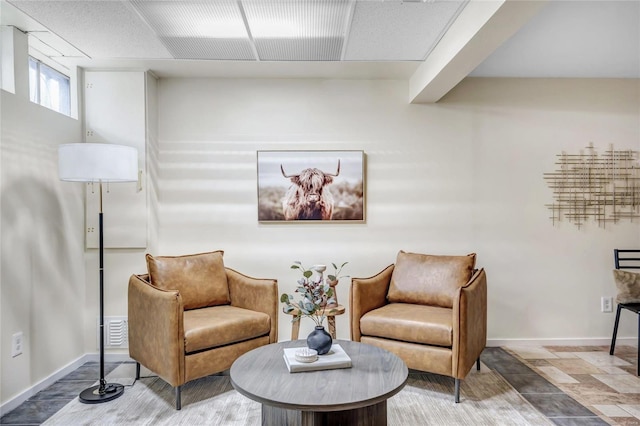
[79,383,124,404]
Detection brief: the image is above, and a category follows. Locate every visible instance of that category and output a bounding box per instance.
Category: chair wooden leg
[328,316,337,339]
[176,386,182,410]
[135,362,140,380]
[454,378,460,403]
[476,358,481,371]
[610,304,622,355]
[291,315,300,340]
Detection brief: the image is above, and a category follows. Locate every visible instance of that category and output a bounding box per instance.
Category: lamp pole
[79,182,124,403]
[58,143,137,404]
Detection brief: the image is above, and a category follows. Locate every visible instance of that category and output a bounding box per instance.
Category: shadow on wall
[1,177,85,373]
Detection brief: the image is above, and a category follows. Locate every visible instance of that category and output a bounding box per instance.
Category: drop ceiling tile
[242,0,352,38]
[130,0,248,39]
[255,37,343,61]
[344,0,467,61]
[161,37,255,60]
[243,0,352,60]
[130,0,253,60]
[9,0,171,59]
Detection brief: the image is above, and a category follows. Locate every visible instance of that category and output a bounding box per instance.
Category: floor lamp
[58,143,138,404]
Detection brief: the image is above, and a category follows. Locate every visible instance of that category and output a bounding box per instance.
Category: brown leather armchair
[350,251,487,403]
[128,251,278,409]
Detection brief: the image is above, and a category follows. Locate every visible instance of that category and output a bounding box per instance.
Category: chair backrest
[614,249,640,270]
[145,250,231,310]
[387,251,476,308]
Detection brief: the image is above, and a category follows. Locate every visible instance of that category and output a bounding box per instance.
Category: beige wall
[154,76,640,343]
[2,69,638,408]
[0,31,84,405]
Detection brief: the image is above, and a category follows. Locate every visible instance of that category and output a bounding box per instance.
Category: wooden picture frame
[257,150,365,222]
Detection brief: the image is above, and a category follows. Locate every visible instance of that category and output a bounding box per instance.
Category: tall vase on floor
[307,326,332,355]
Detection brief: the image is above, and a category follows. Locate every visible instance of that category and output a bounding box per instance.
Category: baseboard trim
[487,337,637,347]
[85,353,135,363]
[0,353,134,416]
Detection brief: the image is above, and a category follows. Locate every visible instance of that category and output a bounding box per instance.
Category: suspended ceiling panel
[159,37,256,60]
[243,0,353,61]
[130,0,255,60]
[8,0,468,62]
[130,0,356,61]
[344,1,466,61]
[5,0,638,80]
[9,0,172,59]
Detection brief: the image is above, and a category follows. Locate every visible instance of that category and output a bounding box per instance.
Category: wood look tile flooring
[505,345,640,426]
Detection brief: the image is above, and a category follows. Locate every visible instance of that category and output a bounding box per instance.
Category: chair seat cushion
[183,305,271,353]
[360,303,453,347]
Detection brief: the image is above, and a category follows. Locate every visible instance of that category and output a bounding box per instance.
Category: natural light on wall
[28,56,71,117]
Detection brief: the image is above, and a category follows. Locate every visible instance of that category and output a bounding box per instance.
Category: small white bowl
[295,348,318,363]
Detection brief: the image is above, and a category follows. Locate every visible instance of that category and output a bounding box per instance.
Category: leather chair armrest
[349,264,394,341]
[226,268,279,343]
[128,274,185,387]
[452,268,487,379]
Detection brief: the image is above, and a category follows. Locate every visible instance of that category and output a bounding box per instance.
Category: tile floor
[504,345,640,426]
[0,362,122,426]
[0,346,637,425]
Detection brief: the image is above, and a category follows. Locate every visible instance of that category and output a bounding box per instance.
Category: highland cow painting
[257,150,365,222]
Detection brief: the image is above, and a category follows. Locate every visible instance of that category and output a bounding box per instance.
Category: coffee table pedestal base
[262,401,387,426]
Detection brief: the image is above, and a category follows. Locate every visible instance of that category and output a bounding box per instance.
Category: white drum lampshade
[58,143,138,183]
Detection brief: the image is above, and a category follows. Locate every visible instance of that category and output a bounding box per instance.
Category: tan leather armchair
[128,251,278,409]
[350,251,487,403]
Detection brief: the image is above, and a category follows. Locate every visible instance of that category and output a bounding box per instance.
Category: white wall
[1,68,637,409]
[446,78,640,342]
[155,77,640,343]
[81,71,157,355]
[1,69,160,408]
[0,31,84,407]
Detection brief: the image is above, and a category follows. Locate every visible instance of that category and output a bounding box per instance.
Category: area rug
[43,363,553,425]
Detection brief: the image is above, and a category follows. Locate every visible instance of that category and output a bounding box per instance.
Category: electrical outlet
[11,332,23,357]
[601,296,613,313]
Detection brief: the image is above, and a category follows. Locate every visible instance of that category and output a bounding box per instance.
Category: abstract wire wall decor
[544,143,640,229]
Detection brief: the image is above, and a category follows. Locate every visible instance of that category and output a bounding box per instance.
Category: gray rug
[43,363,553,425]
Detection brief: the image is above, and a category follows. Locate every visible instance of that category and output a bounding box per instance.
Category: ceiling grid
[8,0,468,62]
[3,1,637,83]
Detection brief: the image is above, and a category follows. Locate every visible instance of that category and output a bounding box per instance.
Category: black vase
[307,326,332,355]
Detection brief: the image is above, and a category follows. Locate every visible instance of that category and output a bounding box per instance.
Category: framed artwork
[257,150,365,222]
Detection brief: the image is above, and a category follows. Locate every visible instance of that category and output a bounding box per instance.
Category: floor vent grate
[97,316,129,349]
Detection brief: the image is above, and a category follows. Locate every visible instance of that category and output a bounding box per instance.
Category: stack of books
[283,344,352,373]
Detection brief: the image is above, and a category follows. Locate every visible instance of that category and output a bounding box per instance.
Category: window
[29,56,71,116]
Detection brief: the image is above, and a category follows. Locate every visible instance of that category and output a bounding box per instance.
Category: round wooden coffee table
[230,339,408,426]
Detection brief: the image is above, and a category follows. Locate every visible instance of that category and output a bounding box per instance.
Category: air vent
[97,316,129,349]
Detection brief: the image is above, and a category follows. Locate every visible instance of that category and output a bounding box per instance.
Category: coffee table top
[230,339,408,412]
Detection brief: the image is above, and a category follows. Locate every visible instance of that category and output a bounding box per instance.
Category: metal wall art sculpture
[544,143,640,228]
